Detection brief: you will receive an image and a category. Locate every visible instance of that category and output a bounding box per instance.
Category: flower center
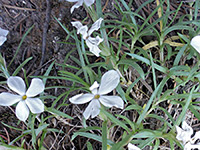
[94,94,100,99]
[85,35,89,39]
[22,95,27,100]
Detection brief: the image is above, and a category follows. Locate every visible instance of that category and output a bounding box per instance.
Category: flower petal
[0,92,21,106]
[88,18,103,36]
[176,121,193,144]
[87,36,103,45]
[0,36,7,46]
[25,98,44,114]
[128,143,141,150]
[191,35,200,53]
[184,142,200,150]
[71,21,83,29]
[192,131,200,144]
[78,26,88,39]
[84,0,95,7]
[182,121,193,136]
[90,81,99,94]
[26,78,44,97]
[70,0,83,13]
[7,76,26,95]
[83,99,101,119]
[99,96,124,109]
[16,101,29,122]
[86,37,102,57]
[98,70,120,95]
[69,93,93,104]
[0,28,9,37]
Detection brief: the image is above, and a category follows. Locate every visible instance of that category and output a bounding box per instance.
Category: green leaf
[175,86,195,126]
[102,120,107,150]
[42,60,55,85]
[110,132,134,150]
[71,132,114,146]
[126,53,168,73]
[87,142,93,150]
[173,45,187,66]
[46,107,73,119]
[8,24,34,67]
[12,57,32,76]
[118,59,145,80]
[0,145,25,150]
[100,109,129,132]
[136,76,169,124]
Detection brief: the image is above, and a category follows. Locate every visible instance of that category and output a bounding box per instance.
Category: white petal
[26,78,44,97]
[88,18,103,36]
[25,98,44,114]
[0,28,9,37]
[182,121,193,136]
[191,131,200,144]
[86,38,102,57]
[128,143,141,150]
[175,121,193,144]
[71,21,83,29]
[87,36,103,45]
[16,101,29,122]
[96,36,104,45]
[78,26,88,39]
[83,99,101,119]
[71,21,88,39]
[7,76,26,95]
[99,96,124,109]
[0,92,21,106]
[84,0,95,7]
[184,142,200,150]
[70,0,83,13]
[0,36,7,46]
[191,35,200,53]
[90,81,99,94]
[69,93,93,104]
[98,70,120,95]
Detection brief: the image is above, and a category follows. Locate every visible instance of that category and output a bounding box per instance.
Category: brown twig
[3,4,36,11]
[39,0,51,67]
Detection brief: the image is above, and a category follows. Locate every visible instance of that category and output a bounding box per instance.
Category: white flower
[0,27,9,46]
[71,18,103,57]
[176,121,200,150]
[0,76,45,122]
[184,142,200,150]
[69,70,124,119]
[191,35,200,53]
[176,121,193,145]
[66,0,95,13]
[128,143,141,150]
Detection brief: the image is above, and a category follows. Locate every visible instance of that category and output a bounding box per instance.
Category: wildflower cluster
[0,0,200,149]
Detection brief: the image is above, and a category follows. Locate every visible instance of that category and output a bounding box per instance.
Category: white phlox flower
[71,18,103,57]
[0,76,45,122]
[0,27,9,46]
[191,35,200,53]
[69,70,124,120]
[176,121,200,150]
[128,143,141,150]
[184,142,200,150]
[66,0,95,13]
